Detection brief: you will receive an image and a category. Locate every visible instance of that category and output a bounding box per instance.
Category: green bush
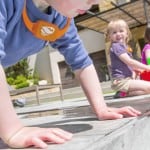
[13,75,26,84]
[15,82,29,89]
[33,78,39,85]
[5,59,40,89]
[7,77,15,85]
[5,58,32,79]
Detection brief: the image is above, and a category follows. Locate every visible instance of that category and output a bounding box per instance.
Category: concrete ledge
[2,94,150,149]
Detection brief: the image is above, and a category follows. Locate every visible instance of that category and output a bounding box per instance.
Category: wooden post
[35,85,40,105]
[59,84,64,102]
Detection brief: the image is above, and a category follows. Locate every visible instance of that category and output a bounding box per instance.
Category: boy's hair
[106,19,132,44]
[144,24,150,43]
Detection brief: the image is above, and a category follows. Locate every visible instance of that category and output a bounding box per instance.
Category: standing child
[107,19,150,98]
[141,25,150,65]
[0,1,141,149]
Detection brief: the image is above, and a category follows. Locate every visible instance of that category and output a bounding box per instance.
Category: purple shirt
[110,42,133,79]
[141,43,150,64]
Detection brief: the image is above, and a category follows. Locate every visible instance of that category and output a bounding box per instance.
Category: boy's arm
[0,64,72,148]
[75,64,141,120]
[0,64,23,142]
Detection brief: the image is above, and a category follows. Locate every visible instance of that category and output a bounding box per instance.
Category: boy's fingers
[117,107,141,116]
[30,137,48,149]
[100,112,123,120]
[100,106,141,120]
[28,131,69,149]
[51,128,73,140]
[127,107,141,115]
[45,132,67,144]
[120,109,138,117]
[37,129,72,144]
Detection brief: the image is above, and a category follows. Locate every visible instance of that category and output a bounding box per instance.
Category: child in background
[107,19,150,98]
[140,25,150,81]
[141,25,150,65]
[0,1,141,149]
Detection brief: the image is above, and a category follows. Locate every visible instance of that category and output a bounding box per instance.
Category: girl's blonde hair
[106,19,132,44]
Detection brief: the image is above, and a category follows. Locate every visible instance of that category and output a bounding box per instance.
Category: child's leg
[111,78,131,97]
[128,90,146,96]
[128,79,150,96]
[111,78,132,91]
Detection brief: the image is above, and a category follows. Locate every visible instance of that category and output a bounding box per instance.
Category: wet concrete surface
[2,93,150,149]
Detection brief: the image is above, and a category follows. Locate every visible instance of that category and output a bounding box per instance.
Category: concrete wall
[50,29,105,84]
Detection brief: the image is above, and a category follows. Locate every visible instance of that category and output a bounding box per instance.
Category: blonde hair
[106,19,132,44]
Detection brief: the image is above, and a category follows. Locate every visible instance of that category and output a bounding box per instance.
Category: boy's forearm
[75,64,107,118]
[0,65,23,142]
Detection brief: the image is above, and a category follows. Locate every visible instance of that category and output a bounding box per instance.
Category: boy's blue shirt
[0,0,92,70]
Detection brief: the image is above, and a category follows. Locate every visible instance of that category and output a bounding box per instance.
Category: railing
[10,84,64,105]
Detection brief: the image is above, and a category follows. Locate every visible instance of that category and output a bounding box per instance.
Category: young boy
[0,0,141,148]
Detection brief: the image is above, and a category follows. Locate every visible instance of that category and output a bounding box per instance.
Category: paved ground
[2,93,150,149]
[10,81,114,106]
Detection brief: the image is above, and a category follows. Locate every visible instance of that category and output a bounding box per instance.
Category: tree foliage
[5,59,39,88]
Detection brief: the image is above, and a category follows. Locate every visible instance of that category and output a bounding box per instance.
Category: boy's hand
[97,106,141,120]
[6,127,73,148]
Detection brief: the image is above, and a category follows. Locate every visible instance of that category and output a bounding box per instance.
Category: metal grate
[75,0,150,34]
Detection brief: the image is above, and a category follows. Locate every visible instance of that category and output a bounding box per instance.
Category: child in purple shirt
[107,19,150,98]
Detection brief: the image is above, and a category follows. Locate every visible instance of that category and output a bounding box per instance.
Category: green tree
[5,58,39,88]
[5,58,32,79]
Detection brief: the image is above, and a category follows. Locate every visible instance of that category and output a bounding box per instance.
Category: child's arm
[119,53,150,72]
[0,64,72,148]
[132,70,137,79]
[132,70,142,79]
[75,64,141,120]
